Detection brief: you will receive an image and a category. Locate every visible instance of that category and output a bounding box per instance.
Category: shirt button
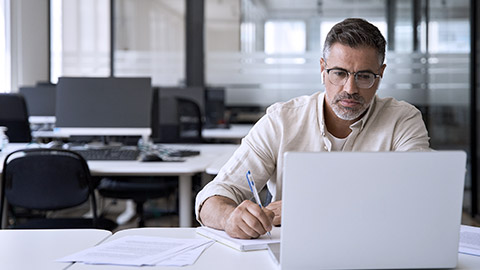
[324,146,328,151]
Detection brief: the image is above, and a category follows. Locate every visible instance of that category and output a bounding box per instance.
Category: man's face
[321,43,386,122]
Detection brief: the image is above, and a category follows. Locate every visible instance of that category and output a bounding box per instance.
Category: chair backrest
[0,148,98,225]
[151,87,204,143]
[0,94,32,142]
[176,96,203,142]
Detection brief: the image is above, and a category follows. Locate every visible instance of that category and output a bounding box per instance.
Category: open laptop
[279,151,466,270]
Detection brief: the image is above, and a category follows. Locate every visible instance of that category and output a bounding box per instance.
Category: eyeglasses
[325,67,381,89]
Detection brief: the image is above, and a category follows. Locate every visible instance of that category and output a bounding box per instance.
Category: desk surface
[32,124,254,141]
[202,124,252,140]
[68,227,277,270]
[0,229,111,270]
[2,228,479,270]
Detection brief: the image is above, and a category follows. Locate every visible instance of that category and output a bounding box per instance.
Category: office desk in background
[1,228,479,270]
[31,124,254,142]
[202,124,253,143]
[0,143,238,228]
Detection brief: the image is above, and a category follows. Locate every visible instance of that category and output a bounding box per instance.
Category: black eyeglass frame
[325,67,382,89]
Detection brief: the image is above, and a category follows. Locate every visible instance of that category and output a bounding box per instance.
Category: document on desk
[459,225,480,256]
[196,226,280,251]
[56,235,214,266]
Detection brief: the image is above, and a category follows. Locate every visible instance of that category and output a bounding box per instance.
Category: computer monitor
[19,84,56,125]
[55,77,152,138]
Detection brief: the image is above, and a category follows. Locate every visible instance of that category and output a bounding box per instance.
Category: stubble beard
[329,92,371,121]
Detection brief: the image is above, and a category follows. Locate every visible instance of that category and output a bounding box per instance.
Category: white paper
[459,225,480,256]
[159,240,214,266]
[56,235,214,266]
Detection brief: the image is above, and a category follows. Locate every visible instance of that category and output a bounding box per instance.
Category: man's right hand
[198,196,274,239]
[223,200,274,239]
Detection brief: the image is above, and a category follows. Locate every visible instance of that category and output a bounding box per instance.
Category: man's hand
[223,200,274,239]
[199,196,274,239]
[265,200,282,226]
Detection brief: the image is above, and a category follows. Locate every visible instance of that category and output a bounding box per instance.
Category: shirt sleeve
[195,112,280,223]
[393,106,431,151]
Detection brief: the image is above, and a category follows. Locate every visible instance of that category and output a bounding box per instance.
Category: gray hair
[323,18,386,65]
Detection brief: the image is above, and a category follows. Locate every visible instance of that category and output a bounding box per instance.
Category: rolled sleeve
[195,114,279,222]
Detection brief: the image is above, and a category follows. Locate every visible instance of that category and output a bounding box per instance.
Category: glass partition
[113,0,185,85]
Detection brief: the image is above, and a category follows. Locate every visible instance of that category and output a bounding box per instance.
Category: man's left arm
[393,107,431,151]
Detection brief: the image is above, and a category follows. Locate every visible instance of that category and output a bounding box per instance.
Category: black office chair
[176,97,204,143]
[152,88,204,143]
[1,148,117,230]
[0,94,32,142]
[97,176,178,227]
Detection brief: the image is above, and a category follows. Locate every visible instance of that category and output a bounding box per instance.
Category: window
[0,0,9,92]
[50,0,110,83]
[264,21,306,54]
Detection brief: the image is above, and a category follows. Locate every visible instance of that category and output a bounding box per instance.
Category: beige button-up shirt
[195,91,430,220]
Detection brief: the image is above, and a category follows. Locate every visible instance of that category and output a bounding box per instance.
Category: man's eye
[332,71,347,77]
[357,73,373,80]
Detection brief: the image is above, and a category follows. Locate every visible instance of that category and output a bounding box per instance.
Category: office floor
[102,198,191,232]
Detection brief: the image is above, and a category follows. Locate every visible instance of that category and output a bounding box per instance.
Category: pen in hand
[246,170,272,239]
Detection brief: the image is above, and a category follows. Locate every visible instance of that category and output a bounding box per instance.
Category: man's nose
[343,75,359,94]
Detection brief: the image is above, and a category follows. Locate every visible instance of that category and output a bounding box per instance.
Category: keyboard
[72,147,140,161]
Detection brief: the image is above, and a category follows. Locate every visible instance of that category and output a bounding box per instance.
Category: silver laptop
[280,151,466,270]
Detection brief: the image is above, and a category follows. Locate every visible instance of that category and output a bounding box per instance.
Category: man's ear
[379,64,387,77]
[320,59,326,84]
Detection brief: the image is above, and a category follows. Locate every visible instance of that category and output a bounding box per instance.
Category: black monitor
[55,77,152,138]
[19,84,56,117]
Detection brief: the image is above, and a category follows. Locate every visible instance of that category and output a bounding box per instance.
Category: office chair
[152,87,205,143]
[0,94,32,142]
[97,176,178,227]
[176,97,204,143]
[1,148,117,230]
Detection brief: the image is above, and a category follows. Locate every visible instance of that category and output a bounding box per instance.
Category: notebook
[280,151,467,270]
[196,226,280,251]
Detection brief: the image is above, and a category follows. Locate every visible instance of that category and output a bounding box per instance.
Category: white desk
[202,124,252,142]
[68,227,277,270]
[34,227,478,270]
[0,143,238,228]
[0,229,111,270]
[32,124,254,142]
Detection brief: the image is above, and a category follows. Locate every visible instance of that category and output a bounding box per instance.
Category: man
[195,18,430,239]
